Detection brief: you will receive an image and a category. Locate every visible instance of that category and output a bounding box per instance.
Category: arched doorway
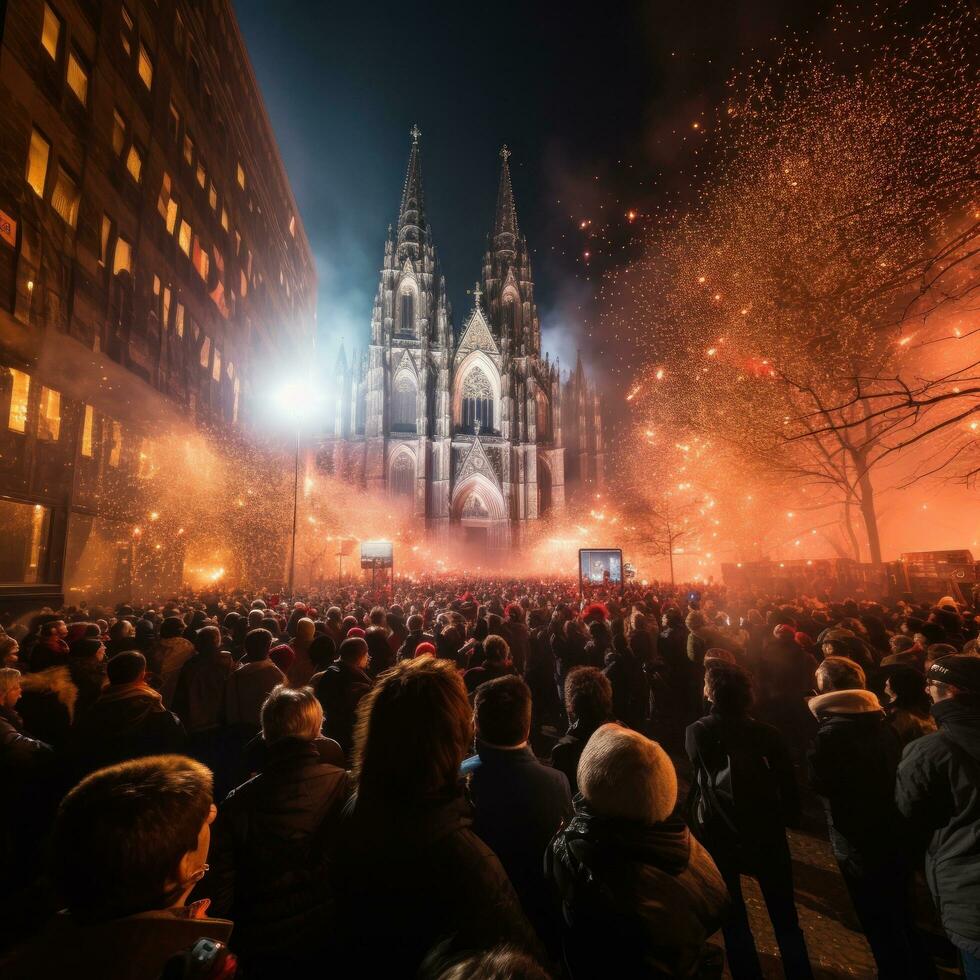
[537,456,553,518]
[452,474,507,558]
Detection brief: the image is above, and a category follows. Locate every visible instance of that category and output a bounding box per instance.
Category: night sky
[234,0,840,376]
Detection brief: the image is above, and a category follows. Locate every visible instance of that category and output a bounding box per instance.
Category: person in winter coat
[502,604,531,675]
[465,675,572,955]
[67,638,107,719]
[173,626,234,737]
[204,686,349,979]
[313,636,373,760]
[151,616,196,708]
[285,617,317,688]
[331,657,540,975]
[29,618,70,672]
[463,635,515,694]
[0,668,51,767]
[223,629,284,732]
[71,652,185,777]
[808,674,933,978]
[550,666,614,794]
[546,724,728,978]
[0,755,228,980]
[896,655,980,979]
[397,614,436,661]
[686,662,812,979]
[604,619,647,731]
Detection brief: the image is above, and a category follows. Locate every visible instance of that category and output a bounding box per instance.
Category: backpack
[689,720,782,858]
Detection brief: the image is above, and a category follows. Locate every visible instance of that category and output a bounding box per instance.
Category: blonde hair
[0,667,21,698]
[261,685,323,742]
[578,723,677,824]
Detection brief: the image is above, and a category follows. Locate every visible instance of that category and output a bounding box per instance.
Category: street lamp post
[288,425,300,595]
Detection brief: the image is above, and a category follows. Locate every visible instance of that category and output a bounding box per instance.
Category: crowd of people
[1,576,979,979]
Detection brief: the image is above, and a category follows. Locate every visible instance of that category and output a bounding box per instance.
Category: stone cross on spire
[467,281,483,306]
[500,144,511,162]
[493,144,519,246]
[410,123,421,143]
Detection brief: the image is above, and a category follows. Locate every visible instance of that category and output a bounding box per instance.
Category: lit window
[37,387,61,441]
[234,230,241,255]
[137,44,153,89]
[81,404,94,456]
[26,129,50,198]
[175,302,185,337]
[125,143,142,183]
[220,206,229,231]
[289,214,296,237]
[162,285,171,329]
[112,109,126,156]
[196,161,206,189]
[152,274,160,296]
[41,4,61,59]
[113,236,132,275]
[192,236,209,280]
[51,166,80,227]
[178,219,191,256]
[108,420,122,467]
[67,51,89,104]
[183,132,194,165]
[208,182,217,210]
[99,213,112,266]
[7,369,30,433]
[236,162,245,189]
[240,269,247,297]
[212,348,221,381]
[200,335,211,368]
[120,5,133,57]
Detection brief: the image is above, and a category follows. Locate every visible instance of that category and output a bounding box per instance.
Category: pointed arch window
[504,297,518,336]
[390,453,415,499]
[391,374,417,432]
[461,369,494,434]
[398,290,415,336]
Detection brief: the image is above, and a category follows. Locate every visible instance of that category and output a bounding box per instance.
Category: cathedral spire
[493,144,519,253]
[396,124,428,254]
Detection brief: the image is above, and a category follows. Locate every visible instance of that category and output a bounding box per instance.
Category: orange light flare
[625,383,643,402]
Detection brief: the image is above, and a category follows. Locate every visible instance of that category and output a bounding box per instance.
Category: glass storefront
[0,498,51,584]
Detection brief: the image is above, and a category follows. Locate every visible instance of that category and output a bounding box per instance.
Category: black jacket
[71,684,185,776]
[0,706,51,770]
[896,698,980,955]
[546,800,728,978]
[173,650,234,734]
[604,645,648,731]
[331,788,540,974]
[467,744,572,948]
[397,631,435,661]
[550,716,610,796]
[808,708,904,872]
[205,739,349,960]
[314,661,373,758]
[685,709,799,867]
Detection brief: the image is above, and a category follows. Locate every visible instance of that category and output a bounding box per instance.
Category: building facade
[0,0,315,608]
[322,130,604,554]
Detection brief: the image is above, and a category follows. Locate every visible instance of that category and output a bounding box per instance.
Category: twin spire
[396,125,520,253]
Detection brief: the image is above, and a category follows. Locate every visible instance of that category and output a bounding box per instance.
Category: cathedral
[319,127,605,555]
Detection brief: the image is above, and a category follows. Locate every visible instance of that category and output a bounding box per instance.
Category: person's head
[0,635,20,667]
[369,606,386,628]
[889,633,915,656]
[926,643,958,664]
[70,638,105,662]
[108,619,134,640]
[159,616,184,640]
[353,657,471,808]
[578,724,677,825]
[474,675,531,748]
[0,667,22,708]
[54,755,215,922]
[295,617,316,644]
[194,625,221,655]
[326,606,342,624]
[815,655,866,693]
[926,655,980,705]
[106,650,147,687]
[563,666,613,725]
[433,946,551,980]
[261,685,323,743]
[308,634,336,670]
[339,636,369,670]
[704,662,753,714]
[414,641,437,658]
[883,664,928,709]
[247,609,265,630]
[685,609,706,633]
[483,635,510,666]
[407,614,424,633]
[243,628,273,663]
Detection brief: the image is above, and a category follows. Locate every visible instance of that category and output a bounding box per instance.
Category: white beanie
[578,724,677,824]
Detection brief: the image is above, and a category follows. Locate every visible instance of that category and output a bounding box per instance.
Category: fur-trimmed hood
[19,666,78,724]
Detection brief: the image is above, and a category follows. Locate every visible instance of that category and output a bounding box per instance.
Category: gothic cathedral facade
[321,127,605,554]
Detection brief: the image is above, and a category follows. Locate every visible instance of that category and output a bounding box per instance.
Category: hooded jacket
[546,800,728,978]
[72,683,185,776]
[895,697,980,955]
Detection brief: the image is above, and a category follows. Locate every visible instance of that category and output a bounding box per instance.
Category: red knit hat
[346,627,366,638]
[414,642,437,657]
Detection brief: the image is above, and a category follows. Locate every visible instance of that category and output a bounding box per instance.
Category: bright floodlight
[271,380,322,422]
